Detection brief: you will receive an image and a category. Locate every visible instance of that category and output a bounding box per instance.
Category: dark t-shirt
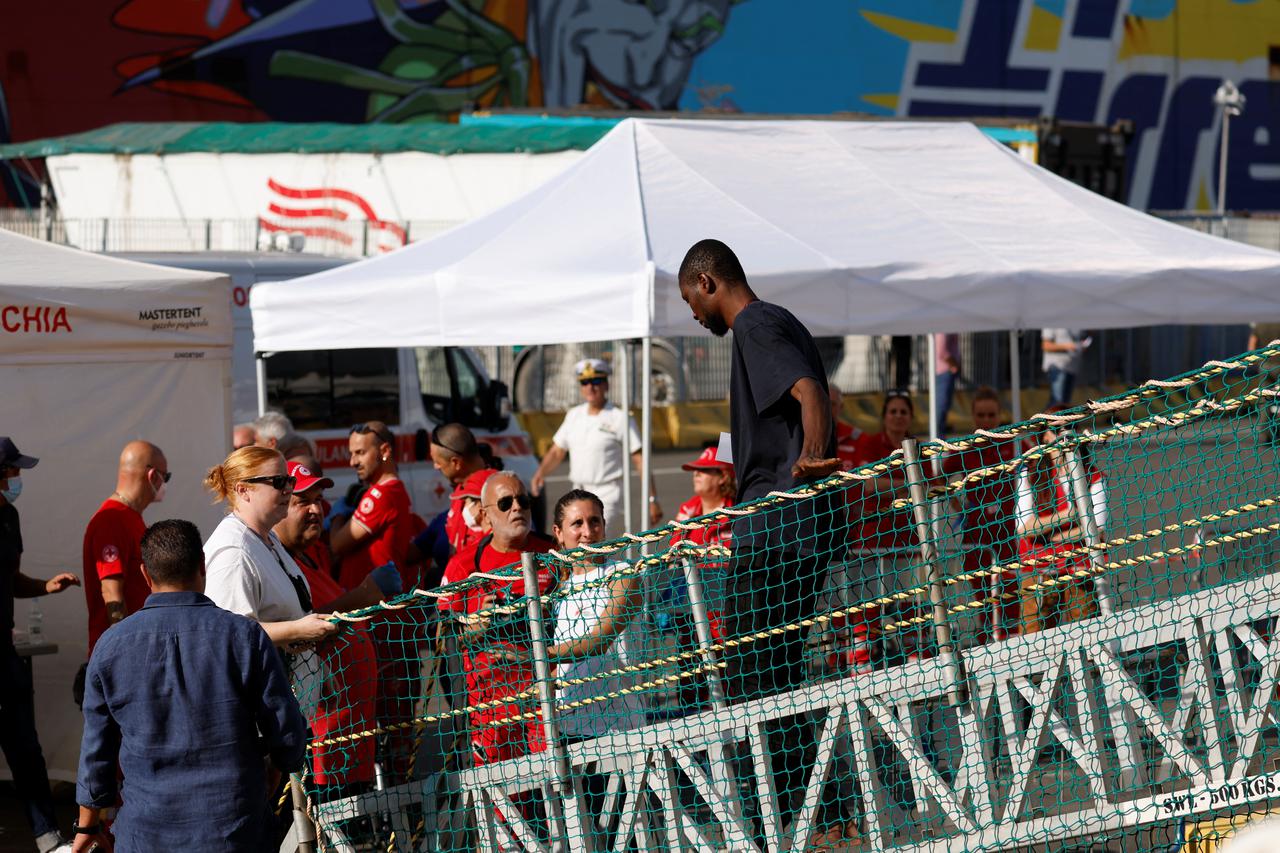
[730,300,838,556]
[0,504,21,650]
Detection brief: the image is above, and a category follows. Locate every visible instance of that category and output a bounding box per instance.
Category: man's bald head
[120,441,165,473]
[116,441,168,512]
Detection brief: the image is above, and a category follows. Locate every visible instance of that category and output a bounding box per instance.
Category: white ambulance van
[116,252,539,521]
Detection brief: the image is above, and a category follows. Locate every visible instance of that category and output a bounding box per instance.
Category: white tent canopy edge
[251,117,1280,527]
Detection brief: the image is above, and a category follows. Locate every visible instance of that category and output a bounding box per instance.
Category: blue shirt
[77,591,307,852]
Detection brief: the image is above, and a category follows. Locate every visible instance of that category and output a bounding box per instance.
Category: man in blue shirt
[73,519,307,852]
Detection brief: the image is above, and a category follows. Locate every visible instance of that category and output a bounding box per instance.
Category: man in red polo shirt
[439,472,554,766]
[331,421,412,593]
[82,440,168,658]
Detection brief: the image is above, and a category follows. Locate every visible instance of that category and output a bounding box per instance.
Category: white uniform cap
[574,358,611,380]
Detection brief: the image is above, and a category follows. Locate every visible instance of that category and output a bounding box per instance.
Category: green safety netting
[0,121,611,159]
[287,343,1280,852]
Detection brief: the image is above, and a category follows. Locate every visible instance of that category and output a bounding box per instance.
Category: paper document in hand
[716,432,733,464]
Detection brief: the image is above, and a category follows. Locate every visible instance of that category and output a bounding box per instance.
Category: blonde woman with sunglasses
[202,446,338,650]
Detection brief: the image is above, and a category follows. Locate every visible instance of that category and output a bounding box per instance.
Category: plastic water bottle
[28,599,43,642]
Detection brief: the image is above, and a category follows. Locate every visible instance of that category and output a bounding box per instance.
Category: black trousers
[720,548,830,825]
[0,646,58,840]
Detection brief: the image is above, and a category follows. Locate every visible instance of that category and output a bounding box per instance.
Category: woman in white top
[530,358,661,537]
[202,446,338,650]
[546,489,645,741]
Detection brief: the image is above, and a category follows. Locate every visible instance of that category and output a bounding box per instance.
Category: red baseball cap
[452,468,497,500]
[682,446,732,472]
[287,461,334,493]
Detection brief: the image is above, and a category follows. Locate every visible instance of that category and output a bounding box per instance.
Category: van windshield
[265,348,399,429]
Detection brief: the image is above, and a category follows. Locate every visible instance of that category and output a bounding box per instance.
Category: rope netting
[289,343,1280,852]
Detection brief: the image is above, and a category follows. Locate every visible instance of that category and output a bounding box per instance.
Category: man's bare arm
[101,576,128,625]
[789,377,840,479]
[329,516,371,557]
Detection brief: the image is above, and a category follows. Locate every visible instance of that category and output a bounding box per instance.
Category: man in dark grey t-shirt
[678,238,844,828]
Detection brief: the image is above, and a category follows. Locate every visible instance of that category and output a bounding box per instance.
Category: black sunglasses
[243,474,297,492]
[580,377,607,387]
[350,422,395,445]
[152,468,173,483]
[430,426,468,457]
[486,493,532,513]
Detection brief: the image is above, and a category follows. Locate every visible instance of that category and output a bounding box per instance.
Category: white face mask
[1,476,21,504]
[151,472,167,504]
[462,501,480,530]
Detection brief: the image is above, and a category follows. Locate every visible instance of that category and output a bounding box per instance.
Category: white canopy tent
[253,118,1280,523]
[0,230,232,779]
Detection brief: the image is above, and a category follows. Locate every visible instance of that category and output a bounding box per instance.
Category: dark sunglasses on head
[430,426,468,457]
[243,474,297,492]
[350,422,395,445]
[579,377,607,387]
[487,493,532,513]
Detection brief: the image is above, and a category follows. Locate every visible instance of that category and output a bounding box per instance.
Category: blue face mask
[2,476,21,504]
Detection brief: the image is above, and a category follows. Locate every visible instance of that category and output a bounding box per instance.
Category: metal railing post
[680,557,741,816]
[521,553,587,852]
[902,439,966,705]
[289,773,317,853]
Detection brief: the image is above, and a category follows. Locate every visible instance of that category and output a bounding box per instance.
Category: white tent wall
[0,230,233,780]
[2,360,231,779]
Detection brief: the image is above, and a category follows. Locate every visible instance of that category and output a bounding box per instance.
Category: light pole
[1213,80,1246,216]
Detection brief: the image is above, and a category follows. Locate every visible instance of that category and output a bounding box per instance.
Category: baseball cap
[574,358,611,380]
[452,468,496,501]
[287,460,334,493]
[0,437,38,469]
[681,446,732,472]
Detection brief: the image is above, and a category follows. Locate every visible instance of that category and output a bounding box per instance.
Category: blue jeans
[0,648,59,840]
[934,370,957,431]
[1047,365,1075,407]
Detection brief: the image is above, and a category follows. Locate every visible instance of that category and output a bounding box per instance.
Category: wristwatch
[73,822,101,835]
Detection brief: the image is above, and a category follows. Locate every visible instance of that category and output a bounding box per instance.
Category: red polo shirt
[338,477,413,591]
[82,498,149,657]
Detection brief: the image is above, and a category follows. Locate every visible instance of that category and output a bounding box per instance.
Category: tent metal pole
[641,336,653,532]
[927,333,939,441]
[1009,330,1022,423]
[255,353,268,416]
[617,340,633,536]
